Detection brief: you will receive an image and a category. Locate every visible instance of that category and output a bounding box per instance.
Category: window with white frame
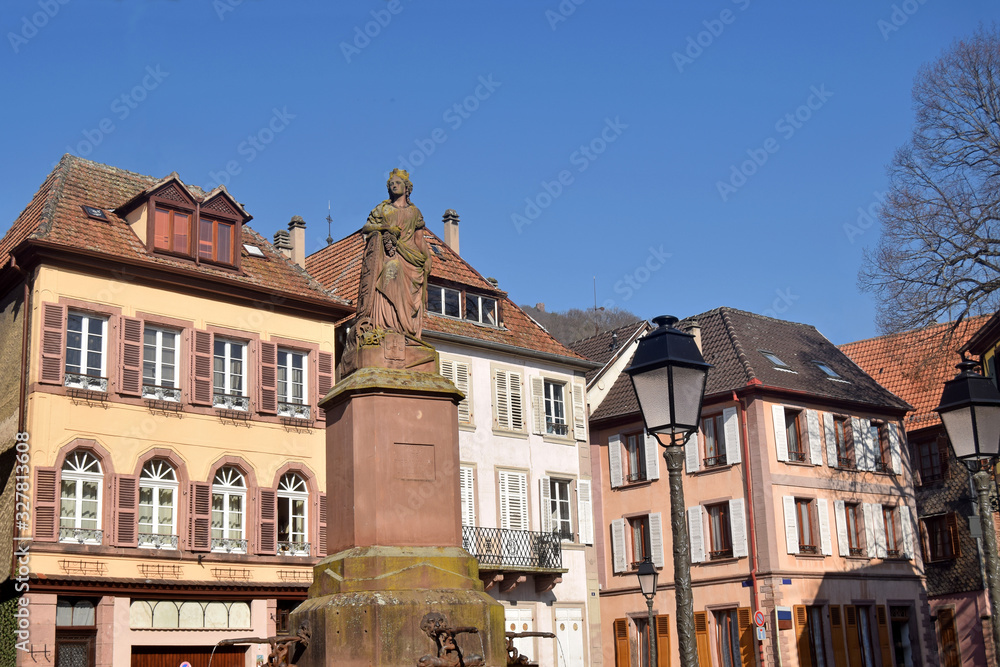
[277,349,308,418]
[464,294,498,326]
[543,379,567,436]
[138,459,178,549]
[213,339,248,410]
[211,467,247,552]
[611,513,663,573]
[59,451,103,544]
[65,312,108,391]
[277,473,309,555]
[427,284,461,318]
[142,327,180,401]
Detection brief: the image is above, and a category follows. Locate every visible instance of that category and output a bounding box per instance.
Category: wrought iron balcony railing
[277,541,311,556]
[59,527,103,544]
[703,454,728,468]
[214,392,249,411]
[788,449,808,463]
[211,537,248,553]
[546,421,568,437]
[278,402,311,420]
[142,384,181,402]
[838,456,856,469]
[849,547,865,557]
[138,533,178,549]
[626,471,647,483]
[461,526,562,570]
[65,373,108,392]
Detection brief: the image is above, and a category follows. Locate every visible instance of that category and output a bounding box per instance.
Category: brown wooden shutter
[737,607,754,667]
[190,330,214,406]
[876,606,892,667]
[694,611,712,667]
[113,474,139,547]
[120,317,143,396]
[939,608,961,667]
[316,352,334,422]
[829,605,847,667]
[919,518,931,562]
[947,512,962,558]
[844,606,863,666]
[40,303,67,385]
[613,619,630,667]
[794,605,812,667]
[188,482,212,551]
[258,488,277,554]
[655,615,670,667]
[316,492,328,557]
[33,467,59,541]
[259,342,278,414]
[938,435,950,478]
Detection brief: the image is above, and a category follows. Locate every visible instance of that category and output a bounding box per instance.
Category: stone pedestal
[290,367,505,667]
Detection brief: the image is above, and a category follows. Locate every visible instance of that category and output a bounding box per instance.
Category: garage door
[130,645,246,667]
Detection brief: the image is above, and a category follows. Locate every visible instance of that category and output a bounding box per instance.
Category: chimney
[273,230,292,259]
[442,209,459,256]
[684,319,703,353]
[288,215,306,268]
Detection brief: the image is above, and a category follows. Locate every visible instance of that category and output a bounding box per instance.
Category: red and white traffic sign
[754,610,765,627]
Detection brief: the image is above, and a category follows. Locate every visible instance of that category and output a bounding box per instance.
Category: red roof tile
[306,229,588,363]
[1,155,348,313]
[840,317,989,432]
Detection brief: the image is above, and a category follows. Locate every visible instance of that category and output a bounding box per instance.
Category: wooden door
[130,646,246,667]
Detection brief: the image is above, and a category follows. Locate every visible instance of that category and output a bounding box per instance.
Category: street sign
[756,627,766,641]
[754,610,765,627]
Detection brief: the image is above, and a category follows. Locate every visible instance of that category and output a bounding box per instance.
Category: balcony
[211,537,247,553]
[277,541,311,556]
[138,533,178,549]
[142,383,181,402]
[462,526,566,594]
[59,527,103,544]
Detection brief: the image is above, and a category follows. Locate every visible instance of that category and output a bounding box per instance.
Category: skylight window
[815,362,839,378]
[243,244,265,258]
[760,351,788,367]
[429,244,444,258]
[82,205,108,221]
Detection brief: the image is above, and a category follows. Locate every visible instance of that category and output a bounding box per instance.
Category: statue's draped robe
[356,200,431,339]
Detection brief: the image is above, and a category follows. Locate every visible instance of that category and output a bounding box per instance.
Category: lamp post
[636,557,659,667]
[936,358,1000,656]
[625,315,711,667]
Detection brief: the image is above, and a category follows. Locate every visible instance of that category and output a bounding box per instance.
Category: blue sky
[3,0,998,345]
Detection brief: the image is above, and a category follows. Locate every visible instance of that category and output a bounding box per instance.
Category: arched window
[277,473,309,556]
[139,460,178,549]
[60,451,103,544]
[211,466,246,552]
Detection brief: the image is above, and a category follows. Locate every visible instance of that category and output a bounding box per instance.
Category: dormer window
[198,216,235,264]
[465,294,498,326]
[153,206,192,255]
[428,285,461,318]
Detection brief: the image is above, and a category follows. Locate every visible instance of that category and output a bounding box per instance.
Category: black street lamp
[625,315,711,667]
[636,557,659,667]
[936,358,1000,656]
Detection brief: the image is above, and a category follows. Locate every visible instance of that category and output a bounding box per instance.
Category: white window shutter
[500,471,528,531]
[773,405,789,462]
[783,496,798,554]
[459,465,476,528]
[807,410,823,466]
[685,431,700,473]
[862,419,876,470]
[899,505,913,559]
[539,477,553,533]
[687,506,706,564]
[649,512,665,568]
[509,372,524,431]
[440,358,455,382]
[645,430,660,481]
[531,377,545,435]
[873,504,887,558]
[889,422,903,475]
[494,369,509,430]
[863,503,877,558]
[611,518,627,573]
[823,412,838,469]
[455,362,472,424]
[572,380,587,441]
[723,407,741,464]
[817,498,833,556]
[851,418,867,470]
[729,498,748,558]
[577,480,594,545]
[834,500,849,557]
[608,435,623,489]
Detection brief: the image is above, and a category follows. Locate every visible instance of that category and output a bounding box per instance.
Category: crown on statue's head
[389,168,410,183]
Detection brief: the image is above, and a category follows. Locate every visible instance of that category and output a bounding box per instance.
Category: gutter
[10,256,30,581]
[735,390,762,666]
[718,382,912,419]
[425,330,600,371]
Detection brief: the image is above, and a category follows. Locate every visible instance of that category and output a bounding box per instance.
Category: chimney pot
[273,230,292,259]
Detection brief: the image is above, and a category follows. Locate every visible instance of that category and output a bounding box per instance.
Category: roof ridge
[31,154,74,242]
[568,319,647,348]
[840,315,988,349]
[719,307,758,384]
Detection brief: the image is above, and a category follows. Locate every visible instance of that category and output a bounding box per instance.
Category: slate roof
[584,307,911,423]
[568,321,649,384]
[306,229,588,363]
[1,155,348,313]
[840,316,989,432]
